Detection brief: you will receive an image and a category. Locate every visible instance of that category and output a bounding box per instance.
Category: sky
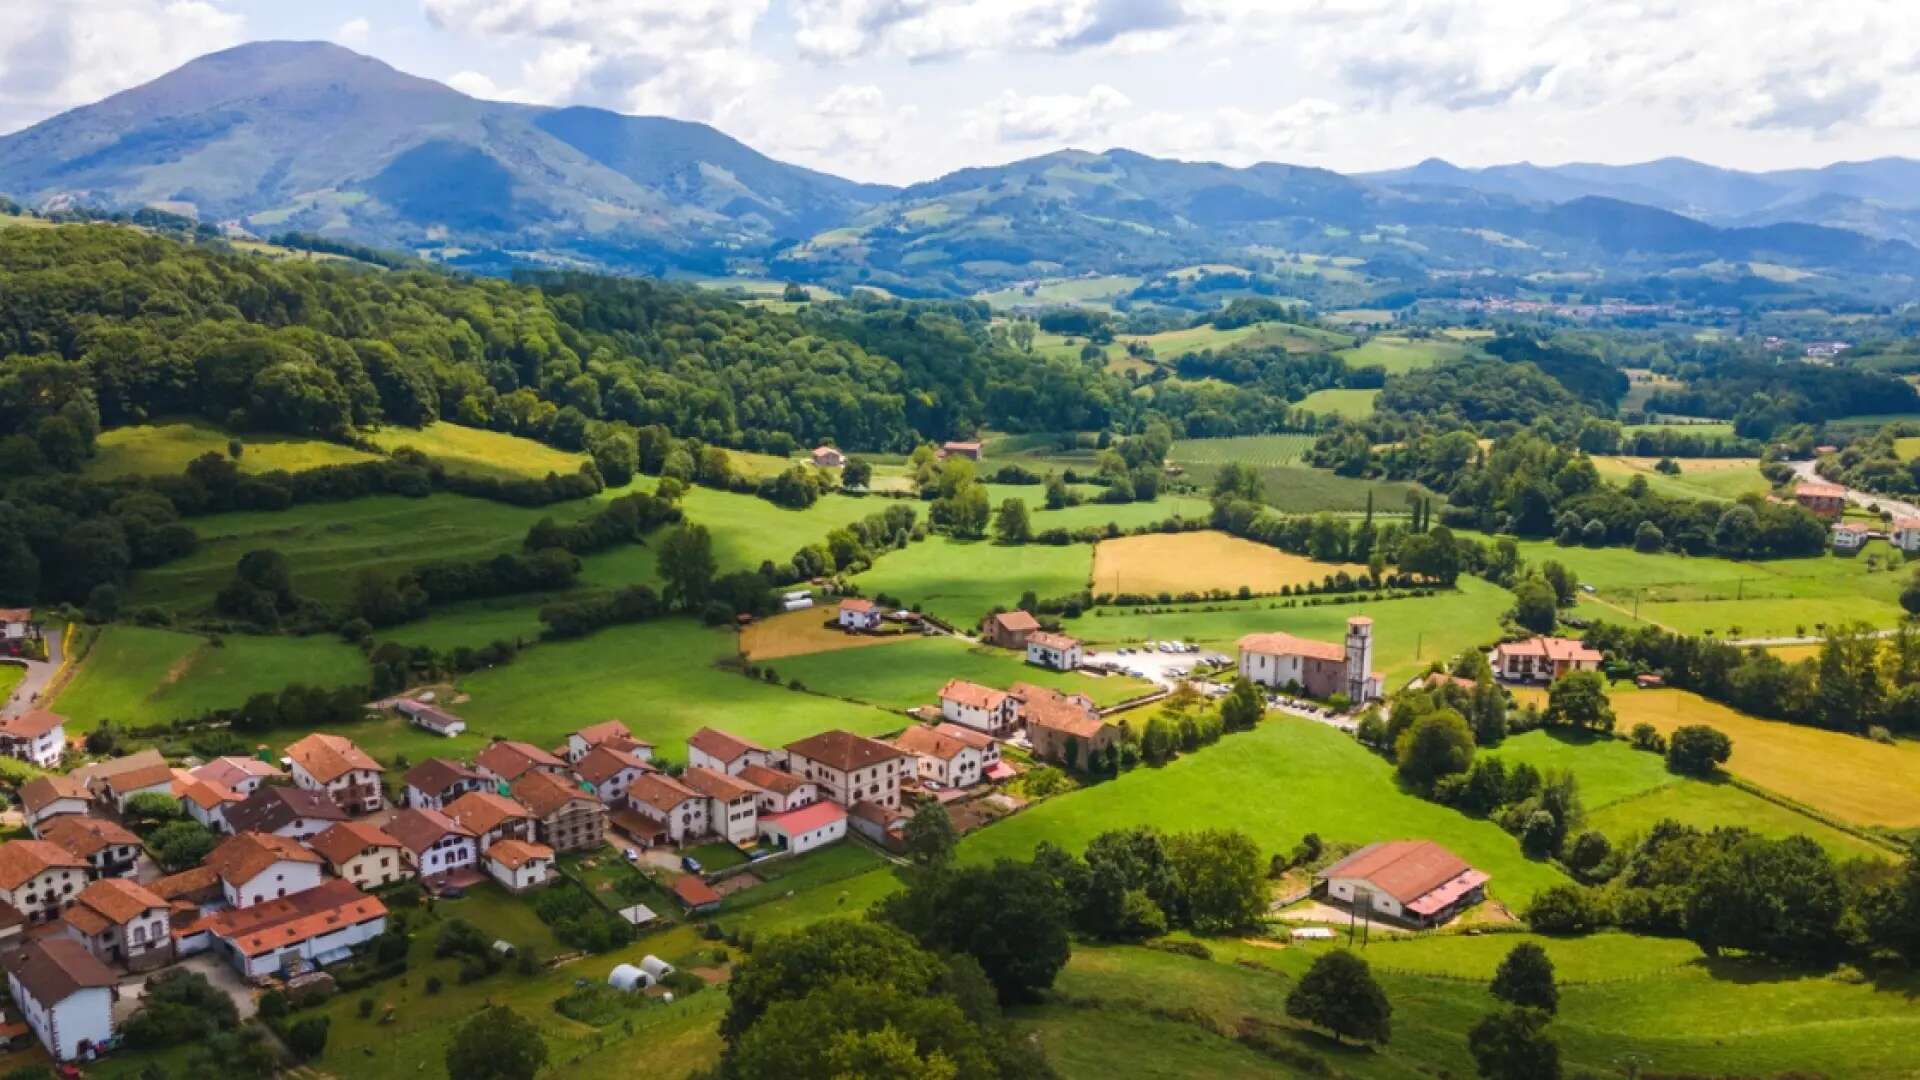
[7,1,1920,186]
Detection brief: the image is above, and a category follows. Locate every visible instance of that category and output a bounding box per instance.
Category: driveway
[115,952,258,1024]
[2,625,63,719]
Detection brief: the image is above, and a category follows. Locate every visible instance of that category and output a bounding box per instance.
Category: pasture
[737,607,919,662]
[1895,435,1920,461]
[1167,433,1428,514]
[1334,334,1482,374]
[53,625,368,730]
[1591,455,1770,502]
[1168,433,1316,467]
[963,713,1571,905]
[768,634,1154,710]
[1121,320,1351,360]
[1590,778,1889,860]
[85,421,377,479]
[1611,687,1920,829]
[977,275,1143,310]
[854,537,1094,627]
[1295,387,1379,417]
[1090,531,1365,597]
[365,422,588,481]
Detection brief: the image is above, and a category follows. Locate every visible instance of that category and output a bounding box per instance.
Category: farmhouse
[511,771,608,854]
[939,678,1019,736]
[202,879,387,979]
[1493,636,1603,683]
[1238,617,1381,702]
[19,775,91,835]
[757,800,847,856]
[190,756,282,796]
[57,878,171,971]
[893,723,997,788]
[1832,520,1872,551]
[1025,631,1083,671]
[475,739,569,784]
[573,744,655,805]
[1892,516,1920,553]
[784,730,911,809]
[444,791,537,852]
[0,840,88,923]
[1316,840,1490,928]
[284,733,384,814]
[938,440,983,461]
[484,839,555,893]
[69,749,166,797]
[2,938,116,1062]
[39,816,142,880]
[205,832,326,908]
[1793,479,1847,518]
[981,610,1041,650]
[0,709,66,768]
[309,821,411,890]
[566,719,652,765]
[177,779,245,833]
[224,784,348,840]
[680,767,763,846]
[624,772,709,846]
[394,698,466,738]
[403,758,490,811]
[385,808,479,880]
[810,445,845,468]
[836,596,884,632]
[738,764,818,814]
[687,727,769,776]
[1019,685,1117,771]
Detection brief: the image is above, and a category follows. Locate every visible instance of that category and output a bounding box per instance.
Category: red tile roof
[893,725,980,762]
[671,874,721,908]
[1027,631,1080,652]
[445,791,532,835]
[205,832,323,887]
[475,740,566,780]
[205,880,386,958]
[384,808,474,855]
[308,821,404,868]
[680,766,763,803]
[627,772,700,814]
[0,709,64,739]
[486,839,554,870]
[511,771,597,819]
[738,764,809,796]
[67,877,165,927]
[785,730,907,773]
[284,733,382,784]
[760,801,845,835]
[687,727,764,763]
[39,815,140,860]
[572,720,634,748]
[1317,840,1480,907]
[18,774,89,816]
[939,679,1008,710]
[191,756,283,789]
[404,758,487,798]
[987,610,1040,633]
[1495,636,1603,664]
[1014,684,1108,740]
[574,745,653,786]
[1239,631,1346,662]
[0,840,85,889]
[837,597,877,614]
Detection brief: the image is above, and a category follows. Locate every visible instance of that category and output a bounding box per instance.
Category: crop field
[1068,578,1511,688]
[964,714,1571,905]
[854,537,1094,627]
[737,607,922,661]
[1622,420,1735,438]
[1334,334,1483,374]
[85,421,377,479]
[1295,387,1379,417]
[1591,455,1770,503]
[768,633,1153,710]
[1612,688,1920,829]
[1169,434,1316,466]
[53,625,368,730]
[365,422,588,481]
[1090,531,1365,597]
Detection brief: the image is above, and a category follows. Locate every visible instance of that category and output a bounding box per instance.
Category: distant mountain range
[3,41,1918,306]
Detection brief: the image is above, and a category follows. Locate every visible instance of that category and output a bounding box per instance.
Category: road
[1788,459,1920,519]
[2,626,64,719]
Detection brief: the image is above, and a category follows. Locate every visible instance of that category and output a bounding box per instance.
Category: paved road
[1789,459,1920,519]
[2,627,63,718]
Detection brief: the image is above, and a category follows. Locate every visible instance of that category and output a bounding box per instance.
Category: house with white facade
[204,879,387,979]
[385,808,479,881]
[97,764,175,813]
[1025,631,1083,671]
[938,679,1019,736]
[40,816,142,879]
[1892,516,1920,553]
[0,840,87,924]
[757,801,847,856]
[310,821,412,890]
[178,779,246,833]
[783,730,911,810]
[2,938,116,1062]
[1315,840,1489,928]
[893,723,996,788]
[403,758,490,812]
[0,709,66,768]
[445,791,537,852]
[566,720,652,765]
[1492,636,1604,683]
[1832,520,1873,552]
[738,764,818,815]
[624,773,708,846]
[190,756,283,796]
[680,767,763,846]
[394,699,466,738]
[573,745,655,806]
[836,597,884,631]
[475,739,570,785]
[284,733,384,815]
[223,784,347,841]
[204,832,325,909]
[484,839,555,893]
[18,775,91,836]
[58,878,171,971]
[68,750,167,803]
[1239,617,1382,701]
[686,727,769,776]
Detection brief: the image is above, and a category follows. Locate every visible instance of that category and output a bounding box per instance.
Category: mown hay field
[86,420,377,479]
[1090,531,1365,597]
[1591,455,1769,502]
[365,422,588,480]
[1295,387,1379,418]
[738,607,919,661]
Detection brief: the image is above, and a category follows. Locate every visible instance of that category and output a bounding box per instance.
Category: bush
[285,1016,330,1060]
[425,976,443,995]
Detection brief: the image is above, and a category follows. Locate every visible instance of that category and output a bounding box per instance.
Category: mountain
[0,41,893,272]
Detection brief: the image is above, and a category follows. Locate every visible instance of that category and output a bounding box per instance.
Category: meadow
[1090,531,1366,597]
[1168,434,1427,514]
[766,633,1154,711]
[1295,387,1380,417]
[854,537,1094,627]
[1169,433,1316,466]
[85,420,377,479]
[52,625,369,730]
[976,274,1144,309]
[1591,455,1770,502]
[1333,334,1483,374]
[364,422,588,480]
[737,607,917,661]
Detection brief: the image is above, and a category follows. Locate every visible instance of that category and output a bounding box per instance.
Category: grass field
[1335,334,1483,374]
[738,607,921,661]
[1122,321,1352,360]
[1612,687,1920,829]
[85,421,377,479]
[767,634,1154,710]
[1590,777,1889,859]
[1169,434,1316,466]
[0,664,24,707]
[52,625,369,730]
[1894,435,1920,461]
[1295,387,1379,418]
[1167,436,1426,514]
[964,714,1571,906]
[1068,578,1512,688]
[1591,455,1770,502]
[977,275,1144,309]
[1090,531,1365,597]
[365,422,588,481]
[1487,728,1672,808]
[855,537,1094,627]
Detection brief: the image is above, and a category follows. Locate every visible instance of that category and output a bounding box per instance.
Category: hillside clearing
[53,625,369,730]
[86,421,377,479]
[768,633,1153,710]
[1295,387,1379,417]
[1091,531,1366,597]
[365,422,589,480]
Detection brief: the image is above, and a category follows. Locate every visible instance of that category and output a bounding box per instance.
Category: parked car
[681,855,703,873]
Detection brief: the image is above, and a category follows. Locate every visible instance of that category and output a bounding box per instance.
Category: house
[1893,516,1920,553]
[0,709,65,768]
[39,817,142,880]
[1238,617,1382,701]
[18,775,91,835]
[223,784,348,840]
[97,762,175,813]
[624,772,708,846]
[893,723,996,788]
[484,839,555,893]
[204,832,325,908]
[1493,636,1604,683]
[1793,480,1847,519]
[403,758,490,811]
[680,767,763,846]
[938,440,982,461]
[847,800,910,850]
[1017,684,1118,771]
[1315,840,1490,928]
[190,755,283,796]
[0,609,42,656]
[68,749,166,799]
[445,791,536,852]
[1025,631,1083,671]
[179,780,246,833]
[0,841,88,923]
[57,878,171,971]
[475,739,569,785]
[738,764,818,815]
[810,446,845,468]
[573,745,655,806]
[938,679,1019,736]
[757,800,847,856]
[385,808,479,881]
[1832,520,1873,552]
[783,730,911,809]
[148,865,221,911]
[836,597,884,632]
[2,938,116,1062]
[687,728,769,776]
[566,720,652,766]
[981,610,1041,650]
[202,879,387,979]
[394,699,466,738]
[511,771,607,854]
[309,821,412,890]
[670,874,721,914]
[284,733,384,814]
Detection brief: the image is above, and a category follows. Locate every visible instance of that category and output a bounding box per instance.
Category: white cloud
[335,17,371,47]
[962,84,1131,145]
[791,0,1190,62]
[1122,99,1341,164]
[0,1,245,133]
[740,83,919,182]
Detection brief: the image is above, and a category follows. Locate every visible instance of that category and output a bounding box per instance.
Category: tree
[1634,520,1666,552]
[875,860,1072,1004]
[147,820,218,872]
[1286,950,1391,1045]
[729,978,997,1079]
[658,524,716,610]
[1468,1008,1561,1080]
[1395,709,1475,790]
[285,1016,329,1060]
[123,790,182,830]
[1685,835,1845,965]
[843,457,872,489]
[1665,724,1733,777]
[903,799,957,868]
[724,919,944,1040]
[1489,942,1558,1014]
[1166,829,1266,933]
[1544,671,1613,732]
[1139,715,1176,765]
[992,497,1032,544]
[1219,677,1263,732]
[445,1006,549,1080]
[1511,579,1557,635]
[1902,569,1920,616]
[1212,461,1263,502]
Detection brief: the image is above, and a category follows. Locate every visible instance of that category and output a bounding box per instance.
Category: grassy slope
[1335,334,1484,374]
[53,625,368,729]
[1591,455,1769,502]
[1296,387,1380,418]
[856,538,1094,627]
[364,422,587,480]
[86,420,376,479]
[768,634,1154,710]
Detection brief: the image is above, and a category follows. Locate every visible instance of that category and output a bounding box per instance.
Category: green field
[1167,435,1425,513]
[1334,334,1483,374]
[1590,778,1888,860]
[1592,456,1770,502]
[1487,728,1672,808]
[85,420,378,479]
[1623,421,1737,439]
[1124,321,1351,360]
[53,625,369,729]
[1295,387,1379,418]
[0,664,24,706]
[365,422,588,480]
[964,714,1571,906]
[1170,434,1316,466]
[977,275,1144,310]
[855,537,1094,627]
[768,634,1154,710]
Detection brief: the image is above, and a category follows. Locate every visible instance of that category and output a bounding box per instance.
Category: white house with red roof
[624,773,708,846]
[836,596,884,631]
[190,756,282,797]
[1025,631,1083,671]
[680,767,763,845]
[284,733,384,814]
[202,879,387,978]
[484,839,555,893]
[566,720,652,765]
[938,679,1019,736]
[686,727,769,776]
[757,801,847,856]
[1893,516,1920,553]
[573,745,655,806]
[1832,520,1873,552]
[205,832,326,908]
[1492,636,1604,683]
[0,709,66,768]
[738,764,818,815]
[893,723,996,788]
[1793,479,1847,518]
[1315,840,1489,928]
[784,730,911,809]
[1239,617,1381,701]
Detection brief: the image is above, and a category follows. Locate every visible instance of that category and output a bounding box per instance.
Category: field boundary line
[1719,775,1909,854]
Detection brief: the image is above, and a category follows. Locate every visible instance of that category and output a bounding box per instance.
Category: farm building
[671,874,722,914]
[0,709,66,768]
[784,730,911,809]
[1893,517,1920,552]
[836,597,884,631]
[609,963,654,992]
[284,733,384,815]
[687,727,770,776]
[1493,636,1603,683]
[981,610,1041,650]
[810,446,845,468]
[1025,631,1083,671]
[937,441,982,461]
[1238,617,1381,701]
[394,699,465,737]
[1832,521,1872,551]
[2,937,116,1062]
[939,678,1020,736]
[201,879,387,978]
[1316,840,1489,928]
[1016,684,1116,771]
[757,800,847,855]
[1792,480,1846,518]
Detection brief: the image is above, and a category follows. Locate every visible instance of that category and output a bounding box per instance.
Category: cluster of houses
[1786,479,1920,554]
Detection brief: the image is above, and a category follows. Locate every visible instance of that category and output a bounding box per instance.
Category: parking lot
[1083,641,1229,688]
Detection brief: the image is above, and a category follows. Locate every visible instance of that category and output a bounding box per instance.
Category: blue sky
[8,1,1920,185]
